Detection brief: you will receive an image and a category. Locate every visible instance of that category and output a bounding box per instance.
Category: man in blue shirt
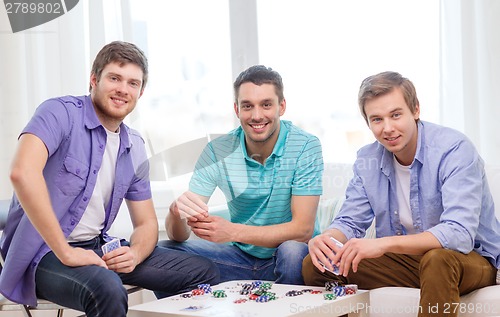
[0,41,218,317]
[303,71,499,317]
[160,65,324,285]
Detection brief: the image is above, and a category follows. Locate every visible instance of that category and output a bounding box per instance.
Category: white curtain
[440,0,500,164]
[0,1,130,198]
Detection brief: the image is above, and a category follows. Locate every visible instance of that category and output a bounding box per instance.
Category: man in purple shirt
[0,41,219,317]
[303,71,499,317]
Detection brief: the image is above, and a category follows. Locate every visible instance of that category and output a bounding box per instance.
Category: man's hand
[102,245,138,273]
[188,215,235,243]
[332,238,387,276]
[59,247,108,269]
[171,191,209,222]
[307,233,343,273]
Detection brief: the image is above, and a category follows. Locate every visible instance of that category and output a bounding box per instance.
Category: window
[129,0,439,168]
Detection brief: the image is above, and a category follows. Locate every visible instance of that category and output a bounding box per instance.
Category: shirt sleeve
[426,138,483,253]
[22,98,71,156]
[292,136,324,196]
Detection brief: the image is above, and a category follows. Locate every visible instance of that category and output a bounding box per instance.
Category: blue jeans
[35,237,219,317]
[157,239,308,285]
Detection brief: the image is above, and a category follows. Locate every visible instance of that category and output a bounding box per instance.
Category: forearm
[378,231,442,255]
[165,209,191,241]
[233,220,314,248]
[129,220,158,264]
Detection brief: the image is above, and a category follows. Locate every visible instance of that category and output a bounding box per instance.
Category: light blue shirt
[0,95,151,306]
[190,120,323,259]
[329,121,500,268]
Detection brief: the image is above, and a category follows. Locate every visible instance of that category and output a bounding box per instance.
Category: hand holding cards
[319,237,343,275]
[101,238,121,254]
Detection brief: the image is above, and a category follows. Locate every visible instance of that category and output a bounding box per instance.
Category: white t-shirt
[393,155,416,235]
[67,128,120,242]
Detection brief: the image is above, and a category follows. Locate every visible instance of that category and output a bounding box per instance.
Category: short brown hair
[358,71,419,124]
[89,41,148,92]
[233,65,284,103]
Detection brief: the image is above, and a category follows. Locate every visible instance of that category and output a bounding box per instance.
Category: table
[128,280,370,317]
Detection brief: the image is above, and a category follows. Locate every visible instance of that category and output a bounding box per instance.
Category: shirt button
[76,169,80,174]
[83,197,88,201]
[394,211,398,215]
[71,220,75,225]
[93,170,97,174]
[99,145,104,150]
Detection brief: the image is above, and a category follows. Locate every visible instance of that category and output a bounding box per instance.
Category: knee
[420,248,460,279]
[82,271,127,315]
[276,240,309,259]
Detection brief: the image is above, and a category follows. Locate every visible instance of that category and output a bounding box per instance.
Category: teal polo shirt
[190,120,323,258]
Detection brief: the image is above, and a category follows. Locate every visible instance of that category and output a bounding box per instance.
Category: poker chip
[302,288,313,293]
[259,282,273,290]
[310,290,323,294]
[251,281,263,288]
[285,290,303,297]
[324,293,337,300]
[256,295,270,302]
[180,293,192,298]
[248,294,260,300]
[345,284,358,294]
[325,281,339,291]
[333,286,346,297]
[241,283,253,291]
[212,290,227,298]
[197,284,212,293]
[234,298,247,304]
[239,289,250,295]
[191,289,205,296]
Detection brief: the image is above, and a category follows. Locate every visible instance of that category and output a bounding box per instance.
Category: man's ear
[89,73,98,90]
[234,102,240,118]
[279,99,287,116]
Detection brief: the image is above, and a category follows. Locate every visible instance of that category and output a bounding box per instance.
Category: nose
[115,81,128,95]
[382,119,394,133]
[251,106,263,121]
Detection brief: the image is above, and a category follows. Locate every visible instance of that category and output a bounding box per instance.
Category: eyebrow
[367,107,404,120]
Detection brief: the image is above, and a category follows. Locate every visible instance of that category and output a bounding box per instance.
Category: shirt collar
[380,120,424,175]
[239,120,289,161]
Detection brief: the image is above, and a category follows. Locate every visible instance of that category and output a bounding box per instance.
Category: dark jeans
[35,237,219,317]
[158,239,309,285]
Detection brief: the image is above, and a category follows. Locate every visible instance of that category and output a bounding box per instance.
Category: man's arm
[104,199,158,273]
[189,195,319,248]
[10,133,106,268]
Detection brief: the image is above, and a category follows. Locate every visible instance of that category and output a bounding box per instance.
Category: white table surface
[128,280,370,317]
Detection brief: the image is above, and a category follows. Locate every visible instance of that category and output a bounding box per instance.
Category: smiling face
[364,87,420,165]
[234,82,286,160]
[90,62,144,131]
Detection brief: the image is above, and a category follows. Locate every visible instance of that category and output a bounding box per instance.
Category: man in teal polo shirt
[159,65,323,284]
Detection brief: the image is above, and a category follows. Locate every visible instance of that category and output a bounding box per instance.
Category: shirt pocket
[56,156,89,196]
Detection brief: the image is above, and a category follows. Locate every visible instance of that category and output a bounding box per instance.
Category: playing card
[319,237,344,274]
[180,305,211,311]
[101,238,121,254]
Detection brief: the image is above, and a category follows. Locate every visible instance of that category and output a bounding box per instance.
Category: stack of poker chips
[212,290,227,298]
[325,281,339,291]
[333,286,346,297]
[197,284,212,294]
[345,284,358,294]
[323,293,337,300]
